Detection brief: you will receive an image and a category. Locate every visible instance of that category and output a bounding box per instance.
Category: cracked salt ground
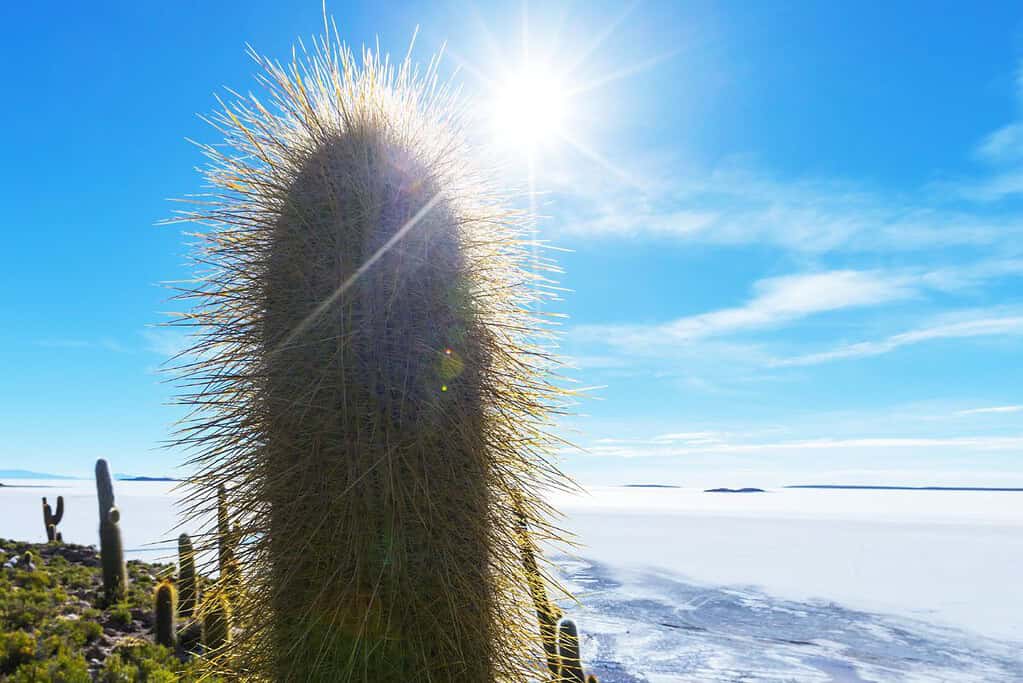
[552,557,1023,682]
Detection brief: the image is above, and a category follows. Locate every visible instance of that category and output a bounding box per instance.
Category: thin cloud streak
[774,315,1023,367]
[577,435,1023,458]
[547,160,1023,252]
[957,405,1023,415]
[574,269,916,347]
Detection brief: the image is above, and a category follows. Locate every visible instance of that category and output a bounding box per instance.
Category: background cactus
[178,533,198,618]
[42,496,64,542]
[170,28,571,681]
[556,619,587,683]
[202,593,231,653]
[215,486,238,587]
[96,459,126,604]
[154,580,178,648]
[515,493,564,678]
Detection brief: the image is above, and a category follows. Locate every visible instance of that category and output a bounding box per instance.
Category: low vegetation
[0,538,218,682]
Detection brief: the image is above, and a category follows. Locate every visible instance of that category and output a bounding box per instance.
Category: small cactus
[557,619,598,683]
[202,593,232,653]
[154,580,178,648]
[96,459,127,604]
[556,619,584,682]
[18,550,36,571]
[178,533,198,618]
[42,496,64,542]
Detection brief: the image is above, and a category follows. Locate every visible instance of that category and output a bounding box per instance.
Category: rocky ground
[0,538,213,681]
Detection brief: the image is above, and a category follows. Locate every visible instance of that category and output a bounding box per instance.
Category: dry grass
[165,21,577,682]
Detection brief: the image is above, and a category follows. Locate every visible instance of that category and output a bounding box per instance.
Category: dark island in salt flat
[705,487,766,493]
[115,476,180,482]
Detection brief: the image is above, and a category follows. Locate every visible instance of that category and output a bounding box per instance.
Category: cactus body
[42,496,64,542]
[172,32,570,681]
[202,594,231,653]
[178,533,198,618]
[96,459,126,604]
[155,580,178,648]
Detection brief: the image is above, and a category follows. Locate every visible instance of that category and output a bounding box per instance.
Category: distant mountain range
[0,470,178,482]
[0,469,78,480]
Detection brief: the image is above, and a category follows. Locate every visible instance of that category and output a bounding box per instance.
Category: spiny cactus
[202,593,231,653]
[42,496,64,542]
[178,533,198,618]
[154,580,178,648]
[96,459,126,604]
[169,26,571,681]
[514,493,563,678]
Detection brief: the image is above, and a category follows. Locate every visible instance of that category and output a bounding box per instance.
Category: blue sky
[1,2,1021,484]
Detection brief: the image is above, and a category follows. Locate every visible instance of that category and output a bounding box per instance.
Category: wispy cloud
[975,122,1023,164]
[956,405,1023,416]
[141,329,194,360]
[774,313,1023,367]
[546,157,1023,251]
[574,269,916,347]
[578,434,1023,458]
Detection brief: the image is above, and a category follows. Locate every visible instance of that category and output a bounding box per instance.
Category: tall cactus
[178,533,198,618]
[170,28,571,682]
[42,496,64,542]
[154,580,178,648]
[95,459,126,604]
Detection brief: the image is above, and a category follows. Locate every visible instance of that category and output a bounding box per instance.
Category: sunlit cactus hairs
[167,19,575,682]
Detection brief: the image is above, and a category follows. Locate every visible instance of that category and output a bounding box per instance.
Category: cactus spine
[171,28,571,682]
[202,594,231,653]
[154,580,178,648]
[178,533,198,618]
[95,459,126,604]
[42,496,64,542]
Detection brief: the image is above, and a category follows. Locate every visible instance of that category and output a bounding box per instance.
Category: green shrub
[7,651,90,682]
[0,630,36,674]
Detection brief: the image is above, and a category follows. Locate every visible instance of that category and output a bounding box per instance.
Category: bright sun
[491,67,568,147]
